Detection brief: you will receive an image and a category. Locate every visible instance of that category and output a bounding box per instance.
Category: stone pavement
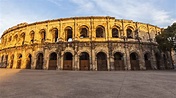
[0,69,176,98]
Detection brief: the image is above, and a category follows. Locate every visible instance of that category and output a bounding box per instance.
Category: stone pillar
[74,53,79,71]
[126,51,131,70]
[60,52,64,70]
[151,50,157,69]
[92,49,96,71]
[139,52,145,70]
[110,56,114,71]
[13,53,17,69]
[107,55,110,71]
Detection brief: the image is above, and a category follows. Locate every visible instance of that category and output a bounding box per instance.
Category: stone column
[126,50,131,70]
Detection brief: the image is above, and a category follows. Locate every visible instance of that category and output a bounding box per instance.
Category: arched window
[127,28,133,38]
[30,31,35,44]
[112,28,119,38]
[14,34,18,41]
[8,36,12,42]
[51,28,58,42]
[96,26,105,38]
[39,29,46,43]
[20,33,25,45]
[80,26,89,38]
[65,27,73,42]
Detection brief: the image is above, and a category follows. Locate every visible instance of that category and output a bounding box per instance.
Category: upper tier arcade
[0,16,161,50]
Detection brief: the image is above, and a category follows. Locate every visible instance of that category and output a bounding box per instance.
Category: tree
[155,22,176,69]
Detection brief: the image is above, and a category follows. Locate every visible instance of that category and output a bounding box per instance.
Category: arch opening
[36,53,44,69]
[63,52,73,70]
[97,52,107,71]
[114,52,125,70]
[144,53,152,70]
[17,54,22,69]
[26,54,32,69]
[96,26,105,38]
[112,28,119,38]
[79,52,90,70]
[49,52,57,70]
[130,52,140,70]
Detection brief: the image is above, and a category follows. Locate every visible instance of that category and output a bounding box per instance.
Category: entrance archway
[97,52,107,71]
[130,52,140,70]
[49,52,57,70]
[26,54,32,69]
[5,55,8,68]
[114,52,125,70]
[36,53,43,69]
[79,52,90,70]
[63,52,72,70]
[144,53,152,70]
[17,54,22,69]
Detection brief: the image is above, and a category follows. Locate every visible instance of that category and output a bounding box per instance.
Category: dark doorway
[26,54,32,69]
[114,52,125,70]
[130,52,140,70]
[79,52,90,70]
[17,54,22,69]
[144,53,152,70]
[97,52,107,71]
[63,52,72,70]
[36,53,43,69]
[49,52,57,70]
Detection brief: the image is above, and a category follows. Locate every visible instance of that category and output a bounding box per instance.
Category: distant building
[0,16,173,70]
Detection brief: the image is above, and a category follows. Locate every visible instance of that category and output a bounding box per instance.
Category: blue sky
[0,0,176,36]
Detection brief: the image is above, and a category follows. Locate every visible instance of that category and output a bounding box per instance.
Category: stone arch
[14,34,18,43]
[39,29,46,43]
[4,55,8,68]
[63,52,73,70]
[20,32,25,45]
[16,53,22,69]
[114,52,125,70]
[144,52,152,70]
[26,54,32,69]
[130,52,140,70]
[96,25,105,38]
[48,52,57,70]
[29,30,35,44]
[112,26,120,38]
[96,52,107,71]
[79,25,89,38]
[65,26,73,42]
[35,53,44,69]
[79,52,90,70]
[50,28,59,42]
[126,26,134,39]
[8,36,12,42]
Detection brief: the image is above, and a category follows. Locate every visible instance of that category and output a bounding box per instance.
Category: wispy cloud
[70,0,175,27]
[0,0,175,36]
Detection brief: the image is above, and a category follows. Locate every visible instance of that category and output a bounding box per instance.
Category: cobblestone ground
[0,69,176,98]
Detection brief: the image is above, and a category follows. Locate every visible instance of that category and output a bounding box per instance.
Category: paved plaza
[0,69,176,98]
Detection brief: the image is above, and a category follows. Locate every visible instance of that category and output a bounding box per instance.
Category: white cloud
[71,0,174,27]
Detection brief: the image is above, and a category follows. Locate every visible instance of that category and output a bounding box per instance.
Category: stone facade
[0,16,172,70]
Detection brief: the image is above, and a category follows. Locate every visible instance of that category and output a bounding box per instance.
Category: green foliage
[155,22,176,52]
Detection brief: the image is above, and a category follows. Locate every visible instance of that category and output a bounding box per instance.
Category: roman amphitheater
[0,16,172,70]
